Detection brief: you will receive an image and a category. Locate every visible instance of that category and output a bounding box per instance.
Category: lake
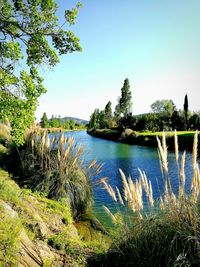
[64,130,194,222]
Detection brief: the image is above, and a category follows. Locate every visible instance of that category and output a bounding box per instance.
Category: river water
[64,130,194,222]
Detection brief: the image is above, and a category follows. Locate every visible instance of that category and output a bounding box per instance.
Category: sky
[35,0,200,121]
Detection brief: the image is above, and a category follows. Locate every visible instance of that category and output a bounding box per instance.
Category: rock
[18,229,43,267]
[0,200,43,267]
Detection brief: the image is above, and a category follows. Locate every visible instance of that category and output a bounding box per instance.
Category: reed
[101,131,200,267]
[19,128,102,219]
[0,119,11,142]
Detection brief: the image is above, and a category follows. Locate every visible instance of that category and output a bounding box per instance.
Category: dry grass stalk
[160,196,164,210]
[119,169,132,202]
[191,131,199,191]
[156,135,168,173]
[192,131,198,170]
[116,186,124,206]
[0,122,11,141]
[174,130,179,164]
[103,181,117,202]
[179,151,186,198]
[149,181,154,207]
[162,131,167,160]
[103,205,116,223]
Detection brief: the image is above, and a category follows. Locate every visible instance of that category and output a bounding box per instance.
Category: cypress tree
[40,112,49,128]
[184,94,189,130]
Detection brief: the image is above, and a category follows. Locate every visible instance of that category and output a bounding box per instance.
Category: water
[63,130,194,222]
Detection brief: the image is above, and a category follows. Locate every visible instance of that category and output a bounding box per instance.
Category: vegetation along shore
[1,0,200,266]
[87,78,200,152]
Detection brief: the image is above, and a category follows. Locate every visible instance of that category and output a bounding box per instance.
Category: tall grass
[0,119,11,143]
[101,131,200,267]
[20,127,103,219]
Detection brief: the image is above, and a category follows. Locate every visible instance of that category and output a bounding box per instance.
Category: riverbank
[47,127,86,133]
[0,168,110,266]
[87,128,199,152]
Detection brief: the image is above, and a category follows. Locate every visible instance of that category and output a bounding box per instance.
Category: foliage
[40,112,49,128]
[151,99,175,115]
[104,101,113,128]
[189,112,200,130]
[118,78,132,118]
[113,78,132,126]
[0,0,82,145]
[171,110,185,130]
[150,99,176,131]
[118,113,136,129]
[184,94,189,129]
[46,114,83,130]
[88,109,100,130]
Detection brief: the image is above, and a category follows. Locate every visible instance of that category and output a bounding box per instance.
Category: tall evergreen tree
[40,112,49,128]
[114,102,121,126]
[184,94,189,129]
[88,109,100,129]
[119,78,132,117]
[99,110,107,129]
[104,101,112,128]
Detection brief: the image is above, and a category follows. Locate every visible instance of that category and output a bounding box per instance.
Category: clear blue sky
[36,0,200,121]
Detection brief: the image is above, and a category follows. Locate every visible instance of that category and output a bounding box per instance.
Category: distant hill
[63,117,89,125]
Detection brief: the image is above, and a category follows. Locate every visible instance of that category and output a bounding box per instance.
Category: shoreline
[87,128,199,152]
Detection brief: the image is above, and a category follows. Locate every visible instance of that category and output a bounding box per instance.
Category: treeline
[88,79,200,131]
[88,78,132,129]
[40,112,85,130]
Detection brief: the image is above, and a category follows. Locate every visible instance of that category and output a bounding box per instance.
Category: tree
[171,110,184,130]
[114,102,121,126]
[119,113,136,129]
[0,0,82,145]
[49,115,59,128]
[150,99,176,130]
[113,78,132,127]
[88,109,100,130]
[98,110,108,129]
[189,113,200,130]
[104,101,112,128]
[69,119,75,130]
[151,99,175,116]
[40,112,49,128]
[119,78,132,118]
[184,94,189,130]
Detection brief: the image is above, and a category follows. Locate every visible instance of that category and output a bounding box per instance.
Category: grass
[97,131,200,267]
[0,169,21,205]
[0,207,21,267]
[0,168,111,266]
[14,127,103,219]
[0,122,112,266]
[137,130,196,137]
